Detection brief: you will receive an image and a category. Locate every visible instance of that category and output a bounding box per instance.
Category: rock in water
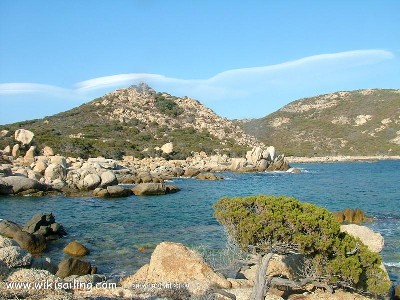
[106,185,131,197]
[64,241,89,256]
[56,258,92,278]
[14,129,35,146]
[0,176,47,194]
[13,231,47,254]
[131,183,166,195]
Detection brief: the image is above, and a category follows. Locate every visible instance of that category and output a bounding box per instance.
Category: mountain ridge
[241,88,400,156]
[0,84,262,159]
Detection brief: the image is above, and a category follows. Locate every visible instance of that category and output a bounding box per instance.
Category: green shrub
[155,94,183,117]
[213,195,391,296]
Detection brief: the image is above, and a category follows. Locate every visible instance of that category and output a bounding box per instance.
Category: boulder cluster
[0,129,294,197]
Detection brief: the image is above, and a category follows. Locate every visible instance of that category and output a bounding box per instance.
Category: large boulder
[24,146,36,165]
[340,224,384,253]
[23,213,66,238]
[161,142,174,154]
[13,230,47,254]
[64,241,89,257]
[183,168,201,178]
[132,183,167,195]
[1,176,47,194]
[56,258,92,278]
[230,158,247,171]
[11,144,20,158]
[44,163,66,181]
[106,185,131,197]
[246,147,264,166]
[14,129,34,146]
[100,171,118,187]
[0,246,32,268]
[83,173,101,190]
[267,154,290,171]
[33,160,48,174]
[0,220,22,238]
[121,241,231,294]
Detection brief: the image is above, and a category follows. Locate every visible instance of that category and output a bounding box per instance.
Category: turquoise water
[0,161,399,282]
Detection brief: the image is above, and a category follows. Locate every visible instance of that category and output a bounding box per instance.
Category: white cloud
[0,49,395,114]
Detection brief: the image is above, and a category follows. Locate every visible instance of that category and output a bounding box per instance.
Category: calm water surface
[0,160,399,282]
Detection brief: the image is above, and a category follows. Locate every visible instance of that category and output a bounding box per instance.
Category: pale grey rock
[12,144,20,158]
[33,160,48,174]
[44,163,66,181]
[1,176,47,194]
[14,129,34,145]
[340,224,384,253]
[24,146,36,165]
[161,142,174,154]
[131,182,166,195]
[83,173,101,190]
[230,158,247,171]
[50,156,67,168]
[0,129,10,137]
[3,145,11,155]
[42,146,54,156]
[0,246,32,268]
[100,170,118,187]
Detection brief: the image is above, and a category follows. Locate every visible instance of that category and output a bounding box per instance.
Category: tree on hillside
[213,195,391,299]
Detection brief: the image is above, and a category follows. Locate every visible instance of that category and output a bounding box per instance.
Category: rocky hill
[0,84,262,159]
[241,89,400,156]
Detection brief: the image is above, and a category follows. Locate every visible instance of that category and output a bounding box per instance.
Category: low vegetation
[241,89,400,156]
[214,195,391,296]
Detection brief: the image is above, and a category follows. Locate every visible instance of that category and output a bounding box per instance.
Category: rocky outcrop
[333,208,370,224]
[121,241,231,295]
[56,257,93,278]
[64,241,89,257]
[231,146,291,172]
[340,224,384,253]
[0,220,22,238]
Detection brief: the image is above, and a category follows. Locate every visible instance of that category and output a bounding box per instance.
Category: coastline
[287,155,400,164]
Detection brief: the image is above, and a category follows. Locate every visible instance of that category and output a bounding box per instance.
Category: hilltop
[241,89,400,156]
[0,84,261,159]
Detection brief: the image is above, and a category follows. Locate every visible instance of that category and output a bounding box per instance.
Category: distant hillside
[0,84,261,159]
[241,89,400,156]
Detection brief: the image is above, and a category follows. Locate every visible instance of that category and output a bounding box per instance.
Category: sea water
[0,160,399,282]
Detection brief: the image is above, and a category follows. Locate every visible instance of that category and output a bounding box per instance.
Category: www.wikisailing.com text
[6,280,117,291]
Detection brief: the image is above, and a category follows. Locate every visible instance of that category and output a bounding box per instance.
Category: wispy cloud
[0,49,395,114]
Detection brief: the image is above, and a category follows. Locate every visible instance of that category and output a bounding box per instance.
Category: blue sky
[1,1,399,125]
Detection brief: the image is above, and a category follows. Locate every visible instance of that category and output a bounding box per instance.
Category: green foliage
[154,93,183,117]
[242,89,400,156]
[213,195,391,295]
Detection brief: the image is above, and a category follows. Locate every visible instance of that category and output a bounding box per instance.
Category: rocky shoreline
[0,212,394,300]
[0,129,297,197]
[287,155,400,164]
